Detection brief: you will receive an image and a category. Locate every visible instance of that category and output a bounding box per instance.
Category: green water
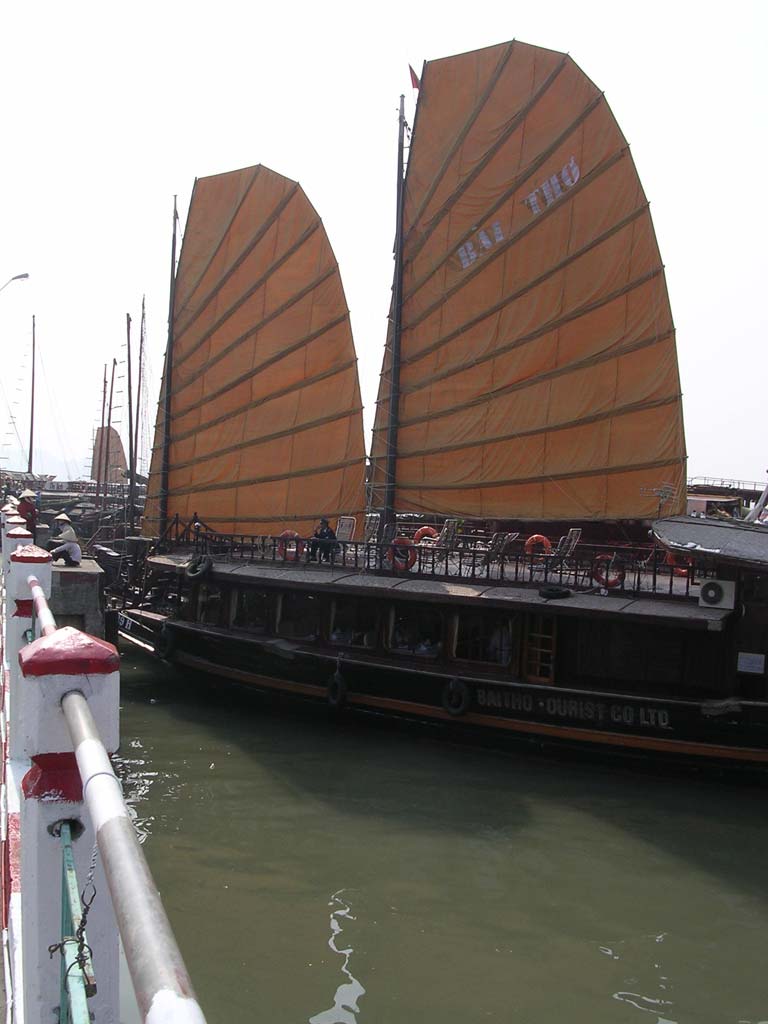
[115,641,768,1024]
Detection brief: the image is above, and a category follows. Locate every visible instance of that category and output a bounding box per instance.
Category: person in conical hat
[49,512,79,549]
[17,490,38,540]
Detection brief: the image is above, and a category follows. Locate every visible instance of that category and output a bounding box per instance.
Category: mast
[95,365,107,506]
[133,297,145,484]
[102,358,116,512]
[27,315,35,474]
[382,94,407,528]
[159,197,179,539]
[126,312,135,531]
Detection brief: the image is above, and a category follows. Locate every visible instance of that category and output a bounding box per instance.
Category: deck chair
[365,520,397,568]
[480,531,520,568]
[364,513,381,543]
[546,527,582,578]
[551,527,582,561]
[335,516,356,543]
[426,518,459,549]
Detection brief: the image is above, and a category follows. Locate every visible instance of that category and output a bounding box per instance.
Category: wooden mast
[102,358,116,512]
[126,312,135,531]
[382,95,407,529]
[133,297,145,486]
[27,315,35,474]
[95,365,107,507]
[159,197,178,539]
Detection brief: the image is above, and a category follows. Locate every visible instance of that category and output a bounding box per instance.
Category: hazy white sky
[1,0,766,488]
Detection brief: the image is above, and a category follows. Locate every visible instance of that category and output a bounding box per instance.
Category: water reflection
[309,890,366,1024]
[116,642,768,1024]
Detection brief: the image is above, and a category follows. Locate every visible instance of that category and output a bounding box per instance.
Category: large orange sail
[370,40,687,521]
[144,165,367,537]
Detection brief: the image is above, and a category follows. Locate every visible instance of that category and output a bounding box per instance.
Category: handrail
[23,573,207,1023]
[61,692,206,1023]
[28,573,57,636]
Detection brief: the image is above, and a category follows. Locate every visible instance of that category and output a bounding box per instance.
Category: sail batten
[370,39,686,522]
[172,166,264,334]
[145,164,366,537]
[172,220,323,373]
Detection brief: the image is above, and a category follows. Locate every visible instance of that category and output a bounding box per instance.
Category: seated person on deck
[309,517,338,561]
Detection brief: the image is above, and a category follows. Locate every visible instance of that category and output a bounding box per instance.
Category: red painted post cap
[10,544,52,564]
[6,527,32,538]
[19,626,119,677]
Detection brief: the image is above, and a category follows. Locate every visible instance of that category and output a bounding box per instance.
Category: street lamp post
[0,273,29,294]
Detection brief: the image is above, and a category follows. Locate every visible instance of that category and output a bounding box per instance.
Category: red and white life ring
[277,530,306,561]
[413,525,439,544]
[524,533,552,556]
[665,551,692,577]
[592,553,626,589]
[385,536,417,571]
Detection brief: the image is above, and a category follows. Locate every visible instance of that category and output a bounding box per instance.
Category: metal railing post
[61,691,206,1023]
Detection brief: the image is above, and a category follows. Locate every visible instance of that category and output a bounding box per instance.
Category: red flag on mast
[409,65,420,90]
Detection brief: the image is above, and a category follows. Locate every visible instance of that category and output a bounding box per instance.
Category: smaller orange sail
[91,426,127,484]
[144,165,367,537]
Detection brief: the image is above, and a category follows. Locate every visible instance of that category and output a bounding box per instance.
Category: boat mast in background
[159,197,179,541]
[133,298,145,482]
[102,358,116,512]
[126,312,136,531]
[94,365,107,506]
[382,94,407,530]
[27,315,35,473]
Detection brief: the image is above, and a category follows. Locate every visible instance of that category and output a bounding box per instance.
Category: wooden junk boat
[122,41,768,768]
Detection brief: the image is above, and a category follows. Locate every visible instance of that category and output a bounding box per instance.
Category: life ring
[525,533,552,556]
[665,551,692,577]
[385,536,417,571]
[442,677,471,716]
[155,626,174,660]
[413,525,439,544]
[277,530,306,561]
[327,670,347,709]
[592,553,626,589]
[185,554,212,580]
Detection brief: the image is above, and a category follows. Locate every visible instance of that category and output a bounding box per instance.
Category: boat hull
[138,617,768,767]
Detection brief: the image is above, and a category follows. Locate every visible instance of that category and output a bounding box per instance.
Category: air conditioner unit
[698,579,736,610]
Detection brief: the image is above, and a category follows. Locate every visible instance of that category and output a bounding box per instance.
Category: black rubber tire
[442,677,471,716]
[538,585,572,600]
[155,627,174,660]
[327,671,347,709]
[185,555,213,580]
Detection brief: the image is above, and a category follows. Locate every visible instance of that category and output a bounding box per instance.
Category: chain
[48,839,99,983]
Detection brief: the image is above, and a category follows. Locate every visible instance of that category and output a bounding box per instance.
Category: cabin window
[276,591,322,640]
[455,610,518,668]
[196,583,225,627]
[330,598,378,648]
[232,589,269,633]
[388,606,443,658]
[525,614,556,683]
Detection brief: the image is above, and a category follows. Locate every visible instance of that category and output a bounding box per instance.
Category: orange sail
[91,426,127,484]
[370,40,687,521]
[144,165,367,537]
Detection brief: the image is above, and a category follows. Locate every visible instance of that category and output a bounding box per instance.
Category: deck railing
[179,528,698,599]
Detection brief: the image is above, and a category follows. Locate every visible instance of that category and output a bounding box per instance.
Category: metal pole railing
[61,691,206,1023]
[28,574,57,635]
[21,571,206,1022]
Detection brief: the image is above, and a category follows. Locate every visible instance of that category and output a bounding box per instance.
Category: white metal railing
[1,524,207,1023]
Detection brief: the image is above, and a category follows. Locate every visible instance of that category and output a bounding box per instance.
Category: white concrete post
[4,525,32,578]
[7,550,121,1023]
[6,546,52,759]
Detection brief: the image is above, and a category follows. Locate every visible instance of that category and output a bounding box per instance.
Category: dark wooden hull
[142,618,768,767]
